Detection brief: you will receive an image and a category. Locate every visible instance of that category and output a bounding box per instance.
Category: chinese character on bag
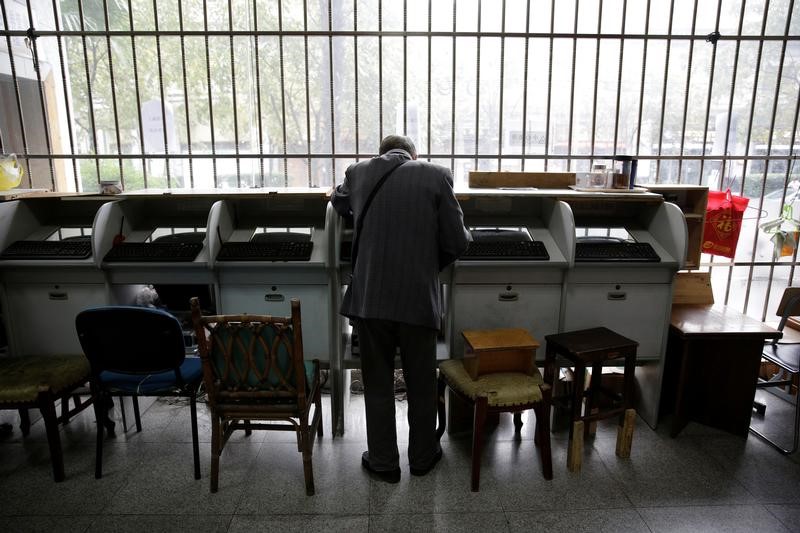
[702,189,749,258]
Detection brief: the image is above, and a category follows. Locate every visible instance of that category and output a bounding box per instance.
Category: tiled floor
[0,387,798,533]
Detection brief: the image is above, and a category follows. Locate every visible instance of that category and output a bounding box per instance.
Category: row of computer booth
[0,188,686,435]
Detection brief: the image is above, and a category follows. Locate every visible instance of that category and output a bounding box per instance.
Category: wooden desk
[668,304,781,437]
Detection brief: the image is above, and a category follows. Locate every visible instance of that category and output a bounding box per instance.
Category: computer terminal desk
[0,195,114,356]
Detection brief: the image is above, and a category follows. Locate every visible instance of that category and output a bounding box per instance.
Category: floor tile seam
[748,497,800,506]
[631,508,657,533]
[77,512,235,517]
[366,513,512,532]
[502,505,644,515]
[229,438,278,515]
[374,510,505,516]
[1,513,108,518]
[232,511,371,518]
[496,508,522,533]
[529,503,644,513]
[83,452,154,515]
[762,502,800,532]
[567,442,632,484]
[631,502,776,511]
[228,512,371,517]
[762,503,800,509]
[585,441,737,484]
[501,503,639,513]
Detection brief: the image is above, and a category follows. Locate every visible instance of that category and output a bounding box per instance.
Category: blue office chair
[76,306,202,479]
[750,287,800,455]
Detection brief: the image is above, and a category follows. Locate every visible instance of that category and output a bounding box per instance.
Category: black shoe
[410,447,443,476]
[361,451,401,483]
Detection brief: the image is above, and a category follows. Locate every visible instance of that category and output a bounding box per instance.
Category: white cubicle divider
[559,193,687,428]
[448,192,575,357]
[331,202,356,436]
[94,194,218,317]
[0,196,113,356]
[208,190,336,365]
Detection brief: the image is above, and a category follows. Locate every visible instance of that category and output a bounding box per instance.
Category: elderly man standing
[331,135,470,483]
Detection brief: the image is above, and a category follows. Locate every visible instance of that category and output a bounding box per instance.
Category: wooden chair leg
[190,393,201,480]
[132,394,142,432]
[315,383,324,438]
[533,401,553,480]
[471,397,488,492]
[39,392,65,482]
[295,426,304,452]
[96,393,116,438]
[61,393,83,424]
[93,392,106,479]
[210,414,221,493]
[569,365,587,442]
[586,364,602,436]
[436,374,447,439]
[567,420,584,472]
[19,408,30,436]
[119,395,129,432]
[60,394,70,424]
[300,416,315,496]
[615,408,636,458]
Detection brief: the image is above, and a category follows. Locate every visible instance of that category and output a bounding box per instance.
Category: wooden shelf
[643,184,708,270]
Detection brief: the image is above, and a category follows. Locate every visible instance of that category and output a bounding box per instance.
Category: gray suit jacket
[331,149,470,330]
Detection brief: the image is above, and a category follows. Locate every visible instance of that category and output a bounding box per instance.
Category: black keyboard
[217,241,313,261]
[461,240,550,260]
[0,240,92,260]
[104,242,203,262]
[575,242,660,262]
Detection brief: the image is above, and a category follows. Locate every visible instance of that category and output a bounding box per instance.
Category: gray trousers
[355,318,439,471]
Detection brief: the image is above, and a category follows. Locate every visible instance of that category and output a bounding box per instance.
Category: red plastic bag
[702,189,749,258]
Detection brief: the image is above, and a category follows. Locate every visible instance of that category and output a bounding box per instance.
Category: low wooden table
[544,327,638,472]
[668,304,781,437]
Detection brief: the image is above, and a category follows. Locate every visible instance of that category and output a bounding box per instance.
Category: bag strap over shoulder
[351,160,407,268]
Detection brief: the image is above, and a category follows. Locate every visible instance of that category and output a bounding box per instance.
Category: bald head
[379,135,417,159]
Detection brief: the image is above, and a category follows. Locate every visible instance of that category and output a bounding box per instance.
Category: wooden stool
[0,355,92,481]
[437,328,553,491]
[544,327,638,472]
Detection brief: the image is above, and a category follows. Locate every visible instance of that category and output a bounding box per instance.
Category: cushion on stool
[0,355,90,403]
[439,358,544,407]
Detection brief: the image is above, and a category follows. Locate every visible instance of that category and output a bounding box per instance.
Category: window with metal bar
[0,0,798,320]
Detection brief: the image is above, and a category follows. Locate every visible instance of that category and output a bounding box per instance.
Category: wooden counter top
[670,304,782,339]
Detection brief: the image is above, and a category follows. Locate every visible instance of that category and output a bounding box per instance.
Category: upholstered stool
[544,327,638,472]
[437,329,553,491]
[0,355,92,481]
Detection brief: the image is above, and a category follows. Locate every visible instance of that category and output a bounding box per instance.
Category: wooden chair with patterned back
[190,297,323,494]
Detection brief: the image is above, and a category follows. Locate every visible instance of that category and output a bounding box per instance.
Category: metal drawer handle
[498,292,519,302]
[265,293,285,302]
[607,292,627,301]
[49,292,68,301]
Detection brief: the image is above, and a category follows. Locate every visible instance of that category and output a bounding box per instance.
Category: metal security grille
[0,0,798,320]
